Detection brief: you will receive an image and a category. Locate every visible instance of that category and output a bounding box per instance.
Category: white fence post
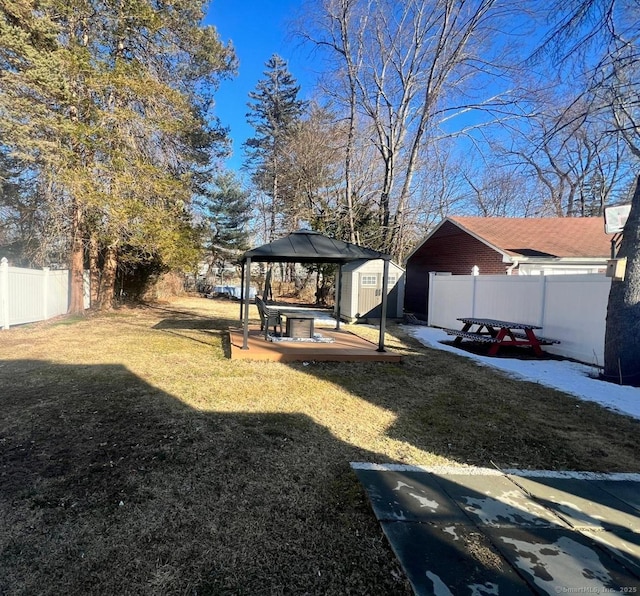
[1,258,9,330]
[539,275,546,327]
[471,275,477,318]
[42,266,50,321]
[427,272,436,326]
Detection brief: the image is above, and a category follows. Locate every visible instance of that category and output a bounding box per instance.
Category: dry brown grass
[1,296,638,595]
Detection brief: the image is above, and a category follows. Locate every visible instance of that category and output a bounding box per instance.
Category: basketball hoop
[604,204,631,234]
[604,204,630,259]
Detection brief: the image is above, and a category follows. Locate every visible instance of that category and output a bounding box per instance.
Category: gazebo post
[242,257,251,349]
[377,259,389,352]
[335,263,343,330]
[239,261,245,321]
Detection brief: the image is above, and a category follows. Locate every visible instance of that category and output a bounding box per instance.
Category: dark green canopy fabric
[241,230,391,263]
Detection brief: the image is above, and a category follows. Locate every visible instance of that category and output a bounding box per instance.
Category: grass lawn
[1,296,638,595]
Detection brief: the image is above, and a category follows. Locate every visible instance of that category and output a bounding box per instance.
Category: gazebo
[239,230,393,352]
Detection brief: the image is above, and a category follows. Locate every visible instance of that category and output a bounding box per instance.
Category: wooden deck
[228,326,402,363]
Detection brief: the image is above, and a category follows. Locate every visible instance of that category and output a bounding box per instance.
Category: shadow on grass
[0,359,412,595]
[148,303,240,331]
[286,323,640,473]
[2,352,639,593]
[149,304,240,357]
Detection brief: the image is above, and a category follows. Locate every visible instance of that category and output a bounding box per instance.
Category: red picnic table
[444,317,559,357]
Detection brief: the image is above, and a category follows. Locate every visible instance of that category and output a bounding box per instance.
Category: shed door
[358,272,398,317]
[358,273,381,315]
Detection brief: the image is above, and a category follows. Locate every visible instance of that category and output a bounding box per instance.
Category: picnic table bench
[443,317,559,357]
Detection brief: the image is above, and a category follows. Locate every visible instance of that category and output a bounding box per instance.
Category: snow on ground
[271,305,337,327]
[404,325,640,421]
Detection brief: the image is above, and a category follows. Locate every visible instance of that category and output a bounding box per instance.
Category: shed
[339,259,405,321]
[404,216,611,318]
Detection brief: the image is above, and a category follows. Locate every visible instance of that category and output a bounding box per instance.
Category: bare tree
[461,166,538,217]
[536,0,640,384]
[303,0,514,260]
[279,103,344,230]
[490,91,631,216]
[300,0,367,243]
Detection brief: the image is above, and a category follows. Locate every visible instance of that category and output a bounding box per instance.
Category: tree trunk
[68,202,85,315]
[603,174,640,385]
[270,167,278,241]
[97,244,118,311]
[379,149,393,251]
[89,233,100,308]
[340,1,358,245]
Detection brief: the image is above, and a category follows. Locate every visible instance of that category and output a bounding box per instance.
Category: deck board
[228,326,401,363]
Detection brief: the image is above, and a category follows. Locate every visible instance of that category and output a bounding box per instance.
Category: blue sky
[205,0,319,173]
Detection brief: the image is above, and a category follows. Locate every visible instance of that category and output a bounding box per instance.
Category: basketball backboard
[604,204,631,234]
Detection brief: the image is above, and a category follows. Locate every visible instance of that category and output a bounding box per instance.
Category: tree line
[2,0,637,298]
[0,0,239,311]
[245,0,637,263]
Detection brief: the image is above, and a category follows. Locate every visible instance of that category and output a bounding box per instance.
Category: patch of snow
[425,571,454,596]
[500,535,614,593]
[405,326,640,421]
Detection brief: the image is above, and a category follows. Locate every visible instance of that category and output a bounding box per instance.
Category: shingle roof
[449,216,611,258]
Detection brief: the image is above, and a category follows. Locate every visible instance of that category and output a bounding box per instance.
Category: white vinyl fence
[0,258,89,330]
[427,272,612,365]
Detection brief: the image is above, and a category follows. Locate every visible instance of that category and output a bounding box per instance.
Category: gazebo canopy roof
[241,230,391,264]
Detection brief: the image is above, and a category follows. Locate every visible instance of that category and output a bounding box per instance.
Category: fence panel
[0,259,80,329]
[428,272,612,365]
[48,270,71,319]
[0,259,8,329]
[427,274,474,327]
[542,275,611,365]
[8,267,46,326]
[474,276,544,325]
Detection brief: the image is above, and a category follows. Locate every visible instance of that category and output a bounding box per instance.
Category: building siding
[404,221,507,316]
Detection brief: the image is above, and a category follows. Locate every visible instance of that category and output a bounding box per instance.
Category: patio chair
[255,296,282,340]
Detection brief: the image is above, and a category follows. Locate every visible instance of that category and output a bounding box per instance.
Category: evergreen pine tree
[204,172,252,280]
[244,54,306,239]
[0,0,236,310]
